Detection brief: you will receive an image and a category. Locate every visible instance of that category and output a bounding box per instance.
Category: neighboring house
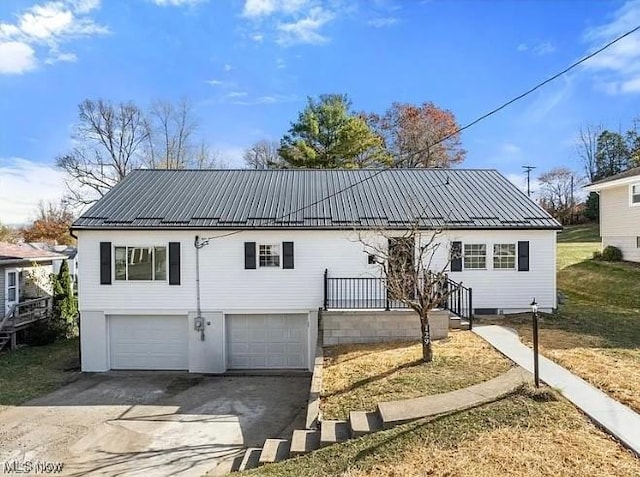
[72,169,561,373]
[0,242,66,350]
[585,166,640,262]
[30,243,78,284]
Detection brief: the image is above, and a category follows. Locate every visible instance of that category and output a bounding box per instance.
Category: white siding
[599,185,640,262]
[77,228,557,314]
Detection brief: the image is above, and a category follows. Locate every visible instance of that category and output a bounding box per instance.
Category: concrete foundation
[321,309,450,346]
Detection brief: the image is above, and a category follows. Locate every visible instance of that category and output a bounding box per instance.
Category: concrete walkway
[377,366,531,427]
[474,325,640,456]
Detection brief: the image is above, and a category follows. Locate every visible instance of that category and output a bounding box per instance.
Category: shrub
[602,245,623,262]
[25,316,59,346]
[592,251,603,260]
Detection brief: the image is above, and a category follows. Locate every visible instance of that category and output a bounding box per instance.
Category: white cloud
[533,41,556,55]
[206,79,225,86]
[0,158,66,225]
[223,63,233,71]
[0,0,108,74]
[227,91,249,98]
[242,0,309,18]
[367,17,398,28]
[501,143,521,155]
[505,173,530,195]
[277,7,334,46]
[241,0,335,46]
[243,0,277,17]
[0,41,36,74]
[517,41,556,55]
[581,0,640,94]
[45,51,78,64]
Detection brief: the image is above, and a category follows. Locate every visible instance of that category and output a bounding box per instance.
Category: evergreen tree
[51,260,78,339]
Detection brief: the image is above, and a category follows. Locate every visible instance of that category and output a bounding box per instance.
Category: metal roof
[586,166,640,188]
[72,169,561,230]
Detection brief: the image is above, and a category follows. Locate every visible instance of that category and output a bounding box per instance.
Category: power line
[198,23,640,243]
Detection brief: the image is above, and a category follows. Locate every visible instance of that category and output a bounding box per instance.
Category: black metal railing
[323,269,473,329]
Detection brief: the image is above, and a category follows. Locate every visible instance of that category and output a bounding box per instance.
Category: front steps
[220,366,530,474]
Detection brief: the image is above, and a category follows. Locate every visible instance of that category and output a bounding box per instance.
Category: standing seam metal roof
[72,169,561,230]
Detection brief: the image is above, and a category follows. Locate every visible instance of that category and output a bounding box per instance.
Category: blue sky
[1,0,640,223]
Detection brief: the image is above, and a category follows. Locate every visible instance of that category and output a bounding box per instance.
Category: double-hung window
[631,184,640,206]
[463,244,486,269]
[493,244,516,269]
[115,246,167,281]
[259,244,280,267]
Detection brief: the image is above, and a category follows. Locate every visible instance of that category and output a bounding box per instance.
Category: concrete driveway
[0,372,310,476]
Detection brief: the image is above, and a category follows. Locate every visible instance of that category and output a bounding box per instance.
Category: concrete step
[258,439,290,466]
[238,448,262,471]
[449,316,461,329]
[290,429,320,456]
[349,411,383,438]
[320,420,350,447]
[460,320,471,330]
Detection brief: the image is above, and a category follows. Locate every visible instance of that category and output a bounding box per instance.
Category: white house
[72,168,560,373]
[585,166,640,262]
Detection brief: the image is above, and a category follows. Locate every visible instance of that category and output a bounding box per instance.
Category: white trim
[629,183,640,207]
[585,174,640,192]
[4,268,19,314]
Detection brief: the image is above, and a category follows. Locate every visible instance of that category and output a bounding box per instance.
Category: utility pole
[522,165,536,197]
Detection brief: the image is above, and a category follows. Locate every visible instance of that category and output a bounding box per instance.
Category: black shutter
[100,242,111,285]
[245,242,256,269]
[283,241,294,269]
[450,241,462,272]
[518,241,530,271]
[168,242,181,285]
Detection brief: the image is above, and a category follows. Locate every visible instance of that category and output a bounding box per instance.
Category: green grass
[556,223,600,243]
[483,234,640,413]
[0,338,79,408]
[243,388,640,477]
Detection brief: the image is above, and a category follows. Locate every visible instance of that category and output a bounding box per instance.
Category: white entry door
[227,314,308,369]
[5,269,18,315]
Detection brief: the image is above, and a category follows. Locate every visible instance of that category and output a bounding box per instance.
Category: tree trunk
[420,315,433,362]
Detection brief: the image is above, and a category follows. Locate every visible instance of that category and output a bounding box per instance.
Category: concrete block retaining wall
[322,309,450,346]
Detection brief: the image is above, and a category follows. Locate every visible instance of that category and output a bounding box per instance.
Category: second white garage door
[109,315,189,370]
[227,314,308,369]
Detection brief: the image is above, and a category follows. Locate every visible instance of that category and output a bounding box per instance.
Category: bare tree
[144,98,198,169]
[243,140,284,169]
[193,142,228,169]
[538,167,584,225]
[358,226,458,362]
[576,124,602,182]
[57,99,149,206]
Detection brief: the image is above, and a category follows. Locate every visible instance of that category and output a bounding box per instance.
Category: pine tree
[51,260,78,338]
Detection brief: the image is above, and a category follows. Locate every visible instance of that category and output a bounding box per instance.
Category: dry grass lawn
[245,387,640,477]
[480,227,640,414]
[321,330,513,420]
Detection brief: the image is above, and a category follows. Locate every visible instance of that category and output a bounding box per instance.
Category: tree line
[536,121,640,225]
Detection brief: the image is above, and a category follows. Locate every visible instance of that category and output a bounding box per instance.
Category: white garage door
[227,314,308,369]
[109,315,189,370]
